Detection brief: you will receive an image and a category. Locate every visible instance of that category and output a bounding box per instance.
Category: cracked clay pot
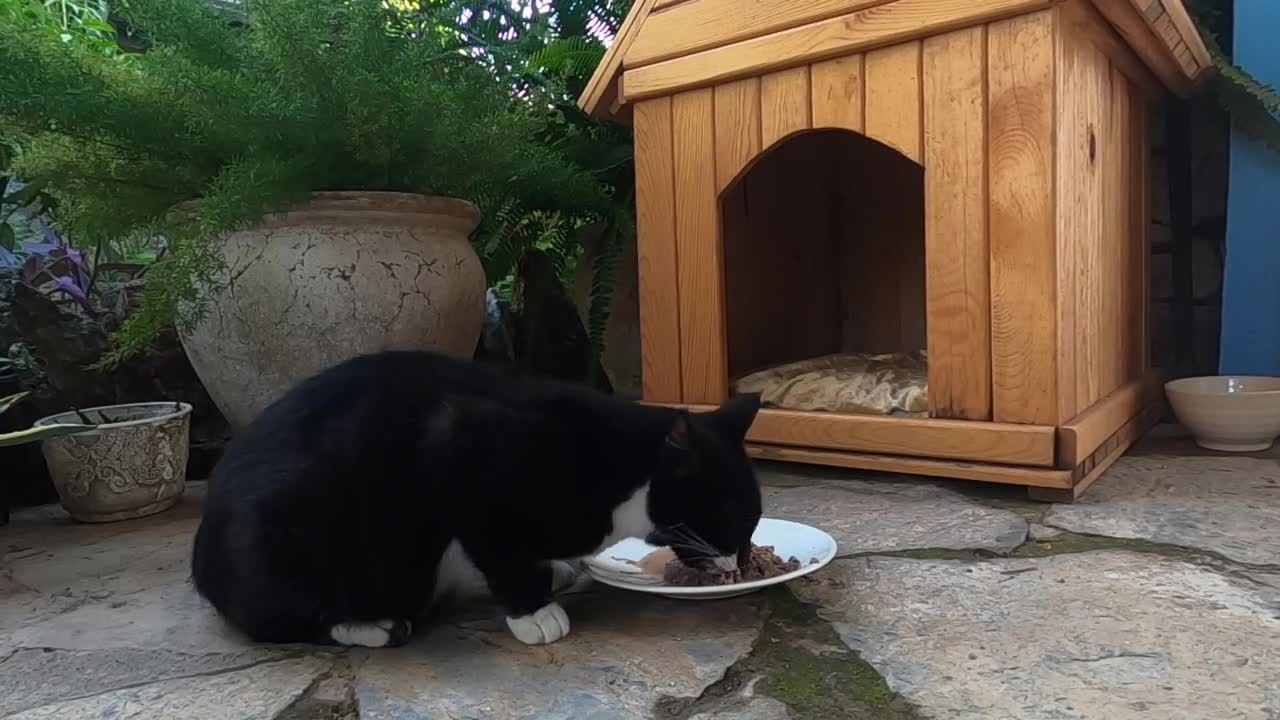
[180,192,485,429]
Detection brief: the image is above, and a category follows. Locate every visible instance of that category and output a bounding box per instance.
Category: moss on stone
[1011,530,1202,561]
[656,590,922,719]
[875,547,992,561]
[752,590,903,715]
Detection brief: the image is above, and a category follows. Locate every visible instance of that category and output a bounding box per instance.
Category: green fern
[1187,0,1280,154]
[2,0,614,366]
[585,212,629,359]
[525,36,605,81]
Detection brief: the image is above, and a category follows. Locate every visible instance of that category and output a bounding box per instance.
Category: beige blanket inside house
[732,351,928,416]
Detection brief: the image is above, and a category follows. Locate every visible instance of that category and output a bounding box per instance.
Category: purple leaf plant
[18,221,95,315]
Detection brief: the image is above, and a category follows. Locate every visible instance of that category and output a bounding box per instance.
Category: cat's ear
[715,393,761,442]
[665,411,692,450]
[662,411,700,476]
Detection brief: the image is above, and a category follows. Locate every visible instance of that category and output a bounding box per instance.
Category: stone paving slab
[3,450,1279,720]
[5,656,333,720]
[354,589,767,720]
[759,466,1029,555]
[0,647,297,717]
[794,552,1280,720]
[1044,455,1280,566]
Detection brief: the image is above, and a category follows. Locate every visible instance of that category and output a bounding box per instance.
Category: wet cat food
[659,544,805,587]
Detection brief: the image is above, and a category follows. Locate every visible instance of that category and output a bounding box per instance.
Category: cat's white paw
[550,560,580,592]
[329,619,412,648]
[506,602,571,645]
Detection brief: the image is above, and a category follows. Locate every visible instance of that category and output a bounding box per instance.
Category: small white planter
[35,402,191,522]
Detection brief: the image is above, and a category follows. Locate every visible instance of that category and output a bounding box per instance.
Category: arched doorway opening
[722,129,928,416]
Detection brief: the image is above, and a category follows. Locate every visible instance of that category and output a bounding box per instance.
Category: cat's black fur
[192,350,762,647]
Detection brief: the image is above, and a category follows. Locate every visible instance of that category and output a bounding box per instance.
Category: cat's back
[206,351,510,499]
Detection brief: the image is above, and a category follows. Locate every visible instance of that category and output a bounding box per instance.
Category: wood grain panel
[1134,97,1152,371]
[1056,368,1160,466]
[761,66,813,148]
[1085,0,1202,96]
[748,444,1075,489]
[578,0,656,120]
[988,11,1059,426]
[1063,38,1109,411]
[669,405,1057,466]
[811,54,865,132]
[632,98,683,402]
[1105,64,1131,393]
[627,0,890,68]
[923,27,991,420]
[1030,400,1160,501]
[714,77,763,193]
[865,42,923,163]
[623,0,1056,103]
[1154,0,1211,67]
[672,89,727,404]
[1059,0,1162,99]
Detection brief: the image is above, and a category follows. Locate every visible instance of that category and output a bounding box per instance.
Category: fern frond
[1188,4,1280,155]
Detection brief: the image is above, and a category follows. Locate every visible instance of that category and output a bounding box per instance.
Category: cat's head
[646,394,763,572]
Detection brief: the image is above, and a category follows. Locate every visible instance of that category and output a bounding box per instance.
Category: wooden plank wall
[635,6,1151,424]
[632,98,683,403]
[988,12,1059,425]
[923,27,992,420]
[1054,8,1157,425]
[671,89,726,404]
[1056,7,1153,420]
[639,24,1004,414]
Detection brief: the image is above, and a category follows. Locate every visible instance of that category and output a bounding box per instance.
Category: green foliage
[0,0,614,366]
[1187,0,1280,153]
[448,0,635,356]
[1,0,122,54]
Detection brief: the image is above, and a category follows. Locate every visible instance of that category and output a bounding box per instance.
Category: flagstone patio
[2,425,1277,719]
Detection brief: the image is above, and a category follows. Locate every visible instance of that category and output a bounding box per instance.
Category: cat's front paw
[506,602,570,645]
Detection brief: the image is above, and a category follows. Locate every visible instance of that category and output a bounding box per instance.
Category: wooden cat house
[579,0,1210,499]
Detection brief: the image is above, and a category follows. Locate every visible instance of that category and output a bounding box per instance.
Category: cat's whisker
[663,542,715,556]
[666,526,719,556]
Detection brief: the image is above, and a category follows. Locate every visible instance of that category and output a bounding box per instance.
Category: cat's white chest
[590,483,654,555]
[433,539,489,602]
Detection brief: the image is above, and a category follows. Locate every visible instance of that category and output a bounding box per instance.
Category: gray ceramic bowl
[1164,376,1280,452]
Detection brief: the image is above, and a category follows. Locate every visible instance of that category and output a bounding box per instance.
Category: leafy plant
[0,0,613,366]
[21,240,94,316]
[445,0,635,360]
[0,390,95,446]
[1187,0,1280,153]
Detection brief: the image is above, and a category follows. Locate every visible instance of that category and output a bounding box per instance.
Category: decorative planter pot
[35,402,192,522]
[180,192,486,428]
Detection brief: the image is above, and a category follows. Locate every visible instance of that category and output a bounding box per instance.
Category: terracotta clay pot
[36,402,191,522]
[180,192,485,428]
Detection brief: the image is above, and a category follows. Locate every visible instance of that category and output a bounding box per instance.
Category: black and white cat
[192,350,762,648]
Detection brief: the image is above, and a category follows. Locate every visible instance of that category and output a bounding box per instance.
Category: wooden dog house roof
[579,0,1212,123]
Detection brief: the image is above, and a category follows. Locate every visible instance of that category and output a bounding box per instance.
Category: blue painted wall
[1219,0,1280,375]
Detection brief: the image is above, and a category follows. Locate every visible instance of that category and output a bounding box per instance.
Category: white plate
[585,518,837,600]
